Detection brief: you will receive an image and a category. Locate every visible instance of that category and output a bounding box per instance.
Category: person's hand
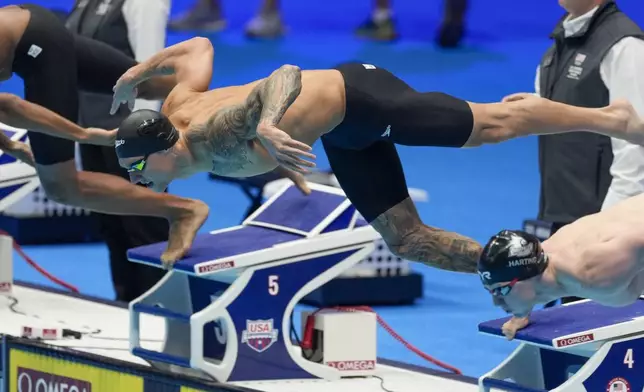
[287,171,311,195]
[274,166,311,195]
[7,141,35,167]
[257,124,316,174]
[111,70,139,115]
[85,128,117,146]
[502,92,540,103]
[501,316,530,340]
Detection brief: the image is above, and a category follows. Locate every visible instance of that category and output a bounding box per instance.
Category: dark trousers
[80,141,168,302]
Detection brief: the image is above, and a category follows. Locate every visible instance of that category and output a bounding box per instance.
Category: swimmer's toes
[161,248,186,268]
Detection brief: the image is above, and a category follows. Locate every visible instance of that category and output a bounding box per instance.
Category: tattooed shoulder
[185,106,255,175]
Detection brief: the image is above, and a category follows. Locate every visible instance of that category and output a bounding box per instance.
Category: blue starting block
[127,183,381,382]
[478,299,644,392]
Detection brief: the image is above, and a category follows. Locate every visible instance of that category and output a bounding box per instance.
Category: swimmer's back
[544,194,644,270]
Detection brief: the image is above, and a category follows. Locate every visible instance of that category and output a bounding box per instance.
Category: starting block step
[127,183,381,383]
[478,299,644,392]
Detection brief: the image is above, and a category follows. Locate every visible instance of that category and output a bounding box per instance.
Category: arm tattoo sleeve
[184,64,301,173]
[252,64,302,128]
[371,198,482,273]
[186,106,253,173]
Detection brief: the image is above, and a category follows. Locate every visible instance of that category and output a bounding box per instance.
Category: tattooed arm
[371,198,482,273]
[185,64,312,175]
[188,64,302,145]
[245,65,316,173]
[250,64,303,129]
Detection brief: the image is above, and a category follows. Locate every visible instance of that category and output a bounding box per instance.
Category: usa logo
[241,319,279,353]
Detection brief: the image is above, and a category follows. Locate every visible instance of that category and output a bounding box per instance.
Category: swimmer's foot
[161,200,209,269]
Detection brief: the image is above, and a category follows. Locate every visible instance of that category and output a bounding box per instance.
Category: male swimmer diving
[0,4,208,262]
[107,36,644,267]
[478,194,644,340]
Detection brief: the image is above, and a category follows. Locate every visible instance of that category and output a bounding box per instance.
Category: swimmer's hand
[273,166,311,195]
[501,316,530,341]
[84,128,117,146]
[502,92,540,103]
[111,72,139,115]
[257,124,316,174]
[6,141,35,167]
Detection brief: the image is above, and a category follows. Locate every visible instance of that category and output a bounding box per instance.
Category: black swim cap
[115,109,179,159]
[477,230,548,286]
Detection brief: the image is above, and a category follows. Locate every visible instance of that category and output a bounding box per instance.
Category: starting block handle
[129,302,191,359]
[131,303,191,322]
[189,304,238,381]
[480,378,547,392]
[132,347,192,368]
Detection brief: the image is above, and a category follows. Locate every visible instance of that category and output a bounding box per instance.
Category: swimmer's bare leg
[37,161,208,266]
[370,197,482,273]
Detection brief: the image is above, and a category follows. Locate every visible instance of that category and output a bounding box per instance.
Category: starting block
[0,126,39,213]
[127,183,382,382]
[478,299,644,392]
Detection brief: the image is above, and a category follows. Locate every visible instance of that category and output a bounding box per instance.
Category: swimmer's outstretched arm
[467,93,643,147]
[0,93,114,146]
[124,37,214,93]
[111,37,213,113]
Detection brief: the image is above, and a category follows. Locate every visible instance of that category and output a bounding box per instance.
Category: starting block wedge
[478,299,644,392]
[127,183,381,382]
